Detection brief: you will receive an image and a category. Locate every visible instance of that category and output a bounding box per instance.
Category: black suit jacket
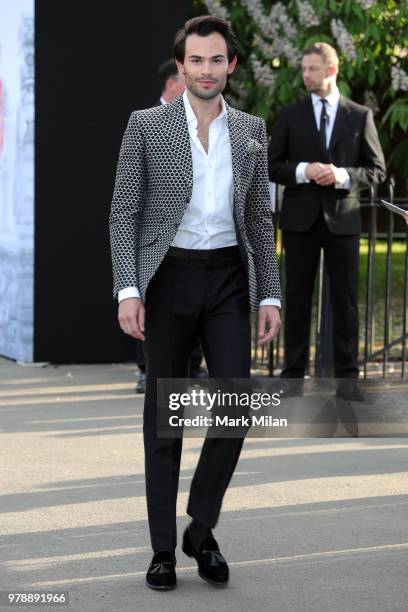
[267,95,386,234]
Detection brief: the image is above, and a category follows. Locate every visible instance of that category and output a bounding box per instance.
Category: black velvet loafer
[145,550,177,590]
[182,527,229,586]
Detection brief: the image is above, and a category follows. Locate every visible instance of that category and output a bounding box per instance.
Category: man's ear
[227,55,237,75]
[175,59,185,75]
[327,64,337,78]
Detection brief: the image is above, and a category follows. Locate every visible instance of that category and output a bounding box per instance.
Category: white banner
[0,0,34,362]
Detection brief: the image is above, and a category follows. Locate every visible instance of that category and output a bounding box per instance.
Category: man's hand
[257,305,281,346]
[305,162,325,181]
[118,297,145,340]
[313,163,344,186]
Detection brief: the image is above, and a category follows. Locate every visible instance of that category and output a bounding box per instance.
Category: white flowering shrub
[192,0,408,182]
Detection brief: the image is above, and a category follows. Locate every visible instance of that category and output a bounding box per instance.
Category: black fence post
[315,250,334,377]
[383,178,395,378]
[364,186,377,378]
[402,223,408,378]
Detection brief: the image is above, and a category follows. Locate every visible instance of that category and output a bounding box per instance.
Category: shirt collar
[160,95,168,105]
[311,86,340,108]
[182,89,227,125]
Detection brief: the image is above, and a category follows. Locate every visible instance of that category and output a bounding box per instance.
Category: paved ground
[1,356,408,611]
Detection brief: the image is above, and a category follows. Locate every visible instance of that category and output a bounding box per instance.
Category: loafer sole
[198,569,229,586]
[145,580,177,591]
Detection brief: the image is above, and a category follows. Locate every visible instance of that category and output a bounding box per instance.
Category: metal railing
[252,182,408,378]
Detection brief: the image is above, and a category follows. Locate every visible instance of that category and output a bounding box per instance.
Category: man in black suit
[135,60,206,392]
[268,42,386,379]
[156,58,186,106]
[134,60,185,392]
[156,60,206,379]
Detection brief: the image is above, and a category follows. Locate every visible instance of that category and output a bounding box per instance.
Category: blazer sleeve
[267,107,298,186]
[344,109,386,190]
[245,118,281,303]
[109,112,146,300]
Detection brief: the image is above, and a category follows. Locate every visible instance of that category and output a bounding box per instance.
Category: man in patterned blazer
[109,15,281,591]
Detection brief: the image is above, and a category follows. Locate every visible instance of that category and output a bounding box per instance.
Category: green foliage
[192,0,408,190]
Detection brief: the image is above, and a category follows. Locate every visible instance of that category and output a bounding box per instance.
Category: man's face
[177,32,236,100]
[301,53,334,94]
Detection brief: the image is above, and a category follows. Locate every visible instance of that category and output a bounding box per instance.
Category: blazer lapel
[329,95,349,153]
[161,95,193,200]
[226,104,250,225]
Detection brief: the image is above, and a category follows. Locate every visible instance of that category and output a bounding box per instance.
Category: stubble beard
[306,82,320,93]
[186,75,227,101]
[306,78,330,96]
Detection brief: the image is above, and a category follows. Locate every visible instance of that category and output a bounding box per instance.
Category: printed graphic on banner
[0,0,34,361]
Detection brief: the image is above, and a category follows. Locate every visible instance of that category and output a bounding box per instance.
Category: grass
[253,237,408,367]
[359,239,407,358]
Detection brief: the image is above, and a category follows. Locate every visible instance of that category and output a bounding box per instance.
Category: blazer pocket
[137,232,159,248]
[246,139,262,155]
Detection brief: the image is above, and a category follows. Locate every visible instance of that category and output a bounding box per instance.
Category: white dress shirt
[295,87,350,189]
[118,90,281,308]
[171,90,237,250]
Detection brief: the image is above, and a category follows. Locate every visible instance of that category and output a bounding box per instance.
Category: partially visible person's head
[301,42,339,96]
[173,15,237,101]
[158,59,185,102]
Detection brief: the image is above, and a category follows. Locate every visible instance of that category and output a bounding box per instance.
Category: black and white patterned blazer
[109,94,281,312]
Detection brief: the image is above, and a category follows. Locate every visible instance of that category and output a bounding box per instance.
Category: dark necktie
[319,98,328,150]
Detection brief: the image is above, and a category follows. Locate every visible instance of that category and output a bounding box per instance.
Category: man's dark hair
[158,59,179,90]
[173,15,238,64]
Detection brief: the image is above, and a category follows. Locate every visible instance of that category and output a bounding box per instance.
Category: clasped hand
[306,162,342,186]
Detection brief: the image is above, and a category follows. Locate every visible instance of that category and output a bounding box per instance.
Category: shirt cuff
[118,287,141,302]
[295,162,310,184]
[259,298,281,309]
[335,168,351,189]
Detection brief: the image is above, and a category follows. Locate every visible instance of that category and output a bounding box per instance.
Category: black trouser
[282,210,360,379]
[135,338,203,375]
[143,245,251,552]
